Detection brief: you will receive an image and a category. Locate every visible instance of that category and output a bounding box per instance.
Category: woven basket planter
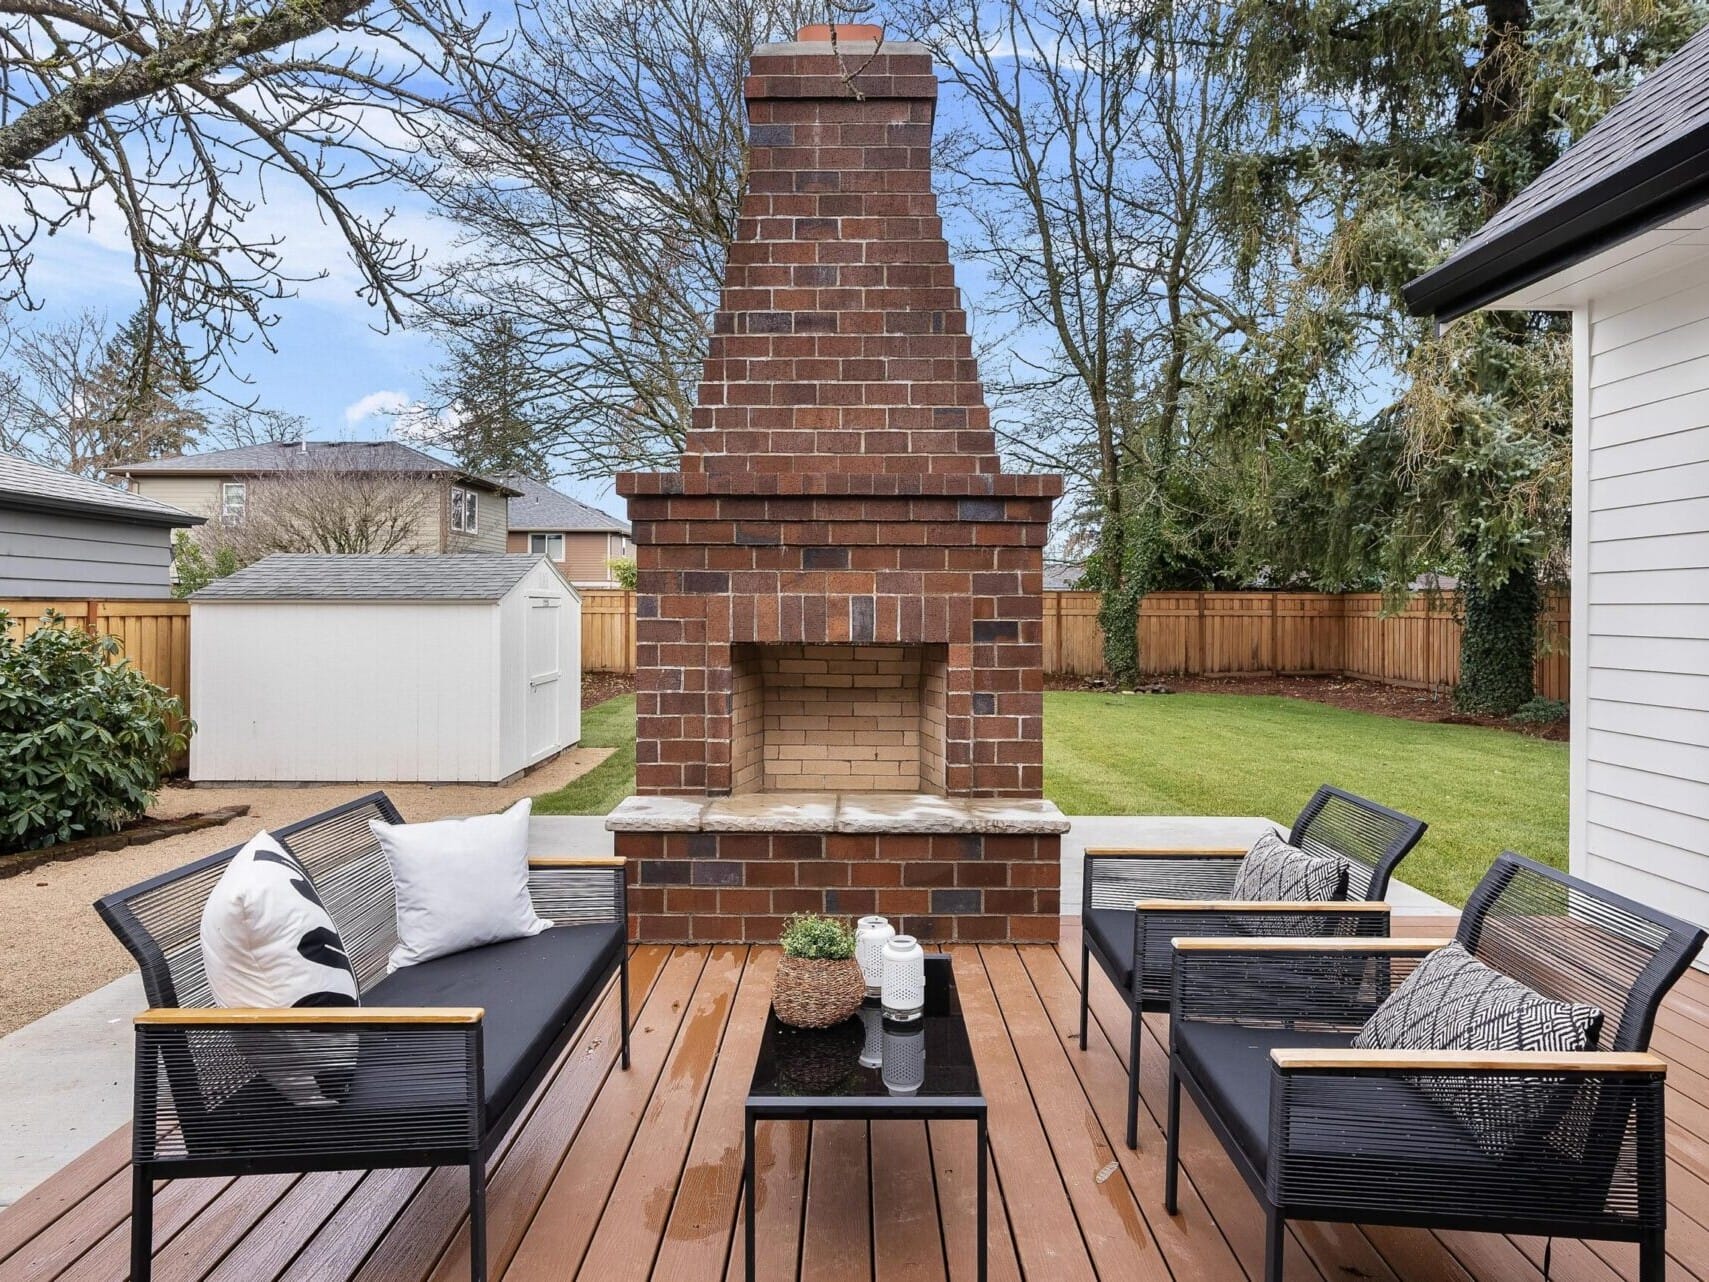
[772,956,866,1029]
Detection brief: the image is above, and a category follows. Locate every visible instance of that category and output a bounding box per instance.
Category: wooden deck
[5,918,1709,1281]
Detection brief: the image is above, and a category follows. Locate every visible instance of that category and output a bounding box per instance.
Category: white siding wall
[1578,250,1709,930]
[189,600,500,782]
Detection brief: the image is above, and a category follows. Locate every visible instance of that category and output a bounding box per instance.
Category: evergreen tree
[403,314,549,478]
[1214,0,1706,711]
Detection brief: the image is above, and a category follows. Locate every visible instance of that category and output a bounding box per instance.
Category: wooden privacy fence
[581,589,638,674]
[0,598,193,715]
[0,590,1561,711]
[1044,590,1569,700]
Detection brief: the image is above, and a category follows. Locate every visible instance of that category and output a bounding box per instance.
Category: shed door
[525,595,562,761]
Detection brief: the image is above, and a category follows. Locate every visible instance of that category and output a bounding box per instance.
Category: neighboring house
[503,473,634,586]
[0,453,202,599]
[110,441,519,555]
[1406,24,1709,933]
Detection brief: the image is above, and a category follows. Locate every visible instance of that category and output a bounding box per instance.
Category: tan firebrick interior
[729,644,948,794]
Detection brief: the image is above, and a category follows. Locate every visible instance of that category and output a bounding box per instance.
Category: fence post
[85,599,100,634]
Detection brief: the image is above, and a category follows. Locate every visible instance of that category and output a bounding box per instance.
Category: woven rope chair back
[1458,852,1705,1053]
[1289,785,1428,901]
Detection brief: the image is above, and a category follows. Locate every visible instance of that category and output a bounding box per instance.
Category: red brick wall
[617,829,1061,943]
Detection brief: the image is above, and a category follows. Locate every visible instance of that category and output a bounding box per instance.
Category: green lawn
[537,689,1567,908]
[1045,691,1566,907]
[533,694,639,817]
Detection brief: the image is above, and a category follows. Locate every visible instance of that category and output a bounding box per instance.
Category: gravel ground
[0,746,612,1036]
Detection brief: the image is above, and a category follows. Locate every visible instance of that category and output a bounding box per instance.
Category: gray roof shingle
[190,554,552,602]
[0,453,202,526]
[1406,23,1709,319]
[503,474,630,534]
[111,441,520,495]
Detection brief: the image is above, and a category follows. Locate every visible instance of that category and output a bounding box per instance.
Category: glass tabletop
[748,956,983,1106]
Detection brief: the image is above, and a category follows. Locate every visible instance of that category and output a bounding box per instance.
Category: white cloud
[342,389,411,428]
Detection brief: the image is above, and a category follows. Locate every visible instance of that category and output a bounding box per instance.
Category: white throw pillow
[199,830,361,1107]
[370,797,549,971]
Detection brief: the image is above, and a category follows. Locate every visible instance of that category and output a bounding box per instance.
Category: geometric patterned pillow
[1229,829,1345,903]
[1352,941,1604,1156]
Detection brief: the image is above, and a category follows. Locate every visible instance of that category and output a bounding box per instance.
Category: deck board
[7,922,1709,1281]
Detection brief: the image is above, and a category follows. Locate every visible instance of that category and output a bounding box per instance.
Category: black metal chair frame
[95,792,631,1282]
[1163,852,1706,1282]
[1078,784,1428,1147]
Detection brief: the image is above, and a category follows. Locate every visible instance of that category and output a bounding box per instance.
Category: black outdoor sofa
[94,792,630,1282]
[1079,784,1428,1147]
[1164,851,1705,1282]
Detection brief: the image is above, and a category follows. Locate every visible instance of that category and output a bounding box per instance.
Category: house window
[220,481,246,525]
[451,486,479,534]
[530,533,565,559]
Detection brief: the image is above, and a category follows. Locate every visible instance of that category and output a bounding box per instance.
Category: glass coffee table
[744,954,987,1280]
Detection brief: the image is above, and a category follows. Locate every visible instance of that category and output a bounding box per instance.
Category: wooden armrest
[136,1007,484,1026]
[529,855,626,869]
[1271,1048,1668,1075]
[1172,936,1454,953]
[1138,899,1389,913]
[1085,846,1248,859]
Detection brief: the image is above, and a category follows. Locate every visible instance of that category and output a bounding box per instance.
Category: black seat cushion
[1084,907,1134,990]
[1175,1020,1496,1173]
[368,920,623,1124]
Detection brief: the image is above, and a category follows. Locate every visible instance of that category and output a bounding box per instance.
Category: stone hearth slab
[834,793,969,833]
[605,795,706,831]
[965,799,1074,834]
[700,792,839,832]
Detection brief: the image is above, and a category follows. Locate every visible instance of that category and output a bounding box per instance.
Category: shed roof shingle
[0,453,202,526]
[1405,24,1709,319]
[111,441,520,495]
[190,554,551,601]
[503,474,630,534]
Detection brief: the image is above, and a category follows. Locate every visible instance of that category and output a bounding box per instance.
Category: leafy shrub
[0,611,191,853]
[1509,696,1568,726]
[779,913,856,960]
[606,556,638,590]
[171,530,240,599]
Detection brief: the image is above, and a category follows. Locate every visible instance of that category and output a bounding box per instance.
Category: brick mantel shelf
[614,25,1066,944]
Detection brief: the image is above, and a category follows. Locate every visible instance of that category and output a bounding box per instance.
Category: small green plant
[606,556,637,590]
[779,913,856,960]
[0,610,191,853]
[1509,696,1568,726]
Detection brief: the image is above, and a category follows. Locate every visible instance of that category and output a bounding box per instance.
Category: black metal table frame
[742,1095,988,1281]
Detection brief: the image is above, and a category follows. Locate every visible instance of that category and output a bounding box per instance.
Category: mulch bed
[1044,672,1568,741]
[583,670,636,707]
[0,804,252,880]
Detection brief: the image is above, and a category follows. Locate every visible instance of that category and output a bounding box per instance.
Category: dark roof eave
[111,463,520,497]
[0,490,204,527]
[1405,120,1709,322]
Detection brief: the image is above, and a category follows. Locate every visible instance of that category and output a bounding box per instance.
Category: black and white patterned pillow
[200,831,361,1106]
[1229,829,1345,903]
[1353,941,1603,1156]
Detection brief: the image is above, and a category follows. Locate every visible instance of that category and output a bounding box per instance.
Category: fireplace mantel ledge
[605,793,1071,836]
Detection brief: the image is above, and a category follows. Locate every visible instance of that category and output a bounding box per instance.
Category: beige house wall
[507,530,625,583]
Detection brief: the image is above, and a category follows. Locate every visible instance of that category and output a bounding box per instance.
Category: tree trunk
[1455,561,1540,716]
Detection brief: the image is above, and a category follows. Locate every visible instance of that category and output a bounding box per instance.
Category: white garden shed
[1407,25,1709,934]
[189,554,580,783]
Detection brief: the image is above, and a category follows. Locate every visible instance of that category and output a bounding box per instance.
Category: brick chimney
[610,27,1066,944]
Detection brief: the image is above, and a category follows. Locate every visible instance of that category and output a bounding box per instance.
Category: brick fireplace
[610,24,1067,943]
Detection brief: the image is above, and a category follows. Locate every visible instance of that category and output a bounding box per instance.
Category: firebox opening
[729,643,949,795]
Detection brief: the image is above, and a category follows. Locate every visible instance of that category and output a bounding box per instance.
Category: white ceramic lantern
[855,915,894,997]
[880,934,925,1020]
[858,1002,883,1068]
[881,1020,926,1096]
